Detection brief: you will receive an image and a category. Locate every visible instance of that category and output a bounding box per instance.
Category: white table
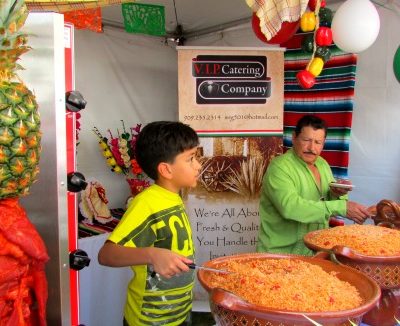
[78,233,132,326]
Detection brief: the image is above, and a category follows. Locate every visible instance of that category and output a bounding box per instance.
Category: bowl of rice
[304,224,400,289]
[198,253,380,326]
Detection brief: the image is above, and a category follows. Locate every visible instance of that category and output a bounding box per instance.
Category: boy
[98,121,201,326]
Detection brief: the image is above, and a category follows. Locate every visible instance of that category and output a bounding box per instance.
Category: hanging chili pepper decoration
[297,0,333,89]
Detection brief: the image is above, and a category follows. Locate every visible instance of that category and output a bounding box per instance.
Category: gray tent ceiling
[101,0,399,40]
[102,0,257,38]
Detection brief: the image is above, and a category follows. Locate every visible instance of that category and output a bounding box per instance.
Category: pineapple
[0,0,41,198]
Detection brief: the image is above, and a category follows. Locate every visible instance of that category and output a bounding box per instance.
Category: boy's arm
[98,240,193,278]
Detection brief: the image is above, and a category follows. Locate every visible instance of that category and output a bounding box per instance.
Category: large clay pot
[198,253,381,326]
[363,289,400,326]
[304,205,400,326]
[303,242,400,290]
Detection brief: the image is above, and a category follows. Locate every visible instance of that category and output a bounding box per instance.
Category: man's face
[292,126,326,166]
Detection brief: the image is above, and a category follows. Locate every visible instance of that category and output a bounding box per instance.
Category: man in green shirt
[257,115,370,256]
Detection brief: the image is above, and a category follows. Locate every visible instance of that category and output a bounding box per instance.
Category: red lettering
[193,63,221,76]
[214,64,221,74]
[193,64,202,75]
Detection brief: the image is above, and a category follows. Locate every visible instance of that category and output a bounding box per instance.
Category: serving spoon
[187,263,231,274]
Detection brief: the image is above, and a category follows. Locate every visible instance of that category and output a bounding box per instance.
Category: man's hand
[346,201,370,224]
[330,179,353,197]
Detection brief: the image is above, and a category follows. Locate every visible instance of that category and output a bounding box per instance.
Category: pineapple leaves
[0,0,15,25]
[2,0,27,30]
[0,0,29,80]
[0,1,27,37]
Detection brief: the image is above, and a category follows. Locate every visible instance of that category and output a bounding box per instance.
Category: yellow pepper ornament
[307,57,324,77]
[300,12,316,32]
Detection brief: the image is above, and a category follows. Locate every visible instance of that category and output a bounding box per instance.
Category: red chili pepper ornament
[315,26,333,46]
[308,0,326,11]
[296,70,316,89]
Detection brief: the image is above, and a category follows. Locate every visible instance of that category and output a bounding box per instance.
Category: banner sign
[178,47,284,137]
[184,135,282,301]
[194,55,271,104]
[178,47,284,302]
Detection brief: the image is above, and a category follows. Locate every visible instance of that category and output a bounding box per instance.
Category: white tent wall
[75,5,400,210]
[348,7,400,204]
[75,28,178,208]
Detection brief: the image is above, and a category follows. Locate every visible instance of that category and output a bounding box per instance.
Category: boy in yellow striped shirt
[98,121,201,326]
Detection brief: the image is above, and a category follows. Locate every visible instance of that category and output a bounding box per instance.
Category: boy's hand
[149,248,193,278]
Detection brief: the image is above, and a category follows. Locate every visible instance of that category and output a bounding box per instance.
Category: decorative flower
[93,121,150,196]
[126,178,150,197]
[131,159,143,175]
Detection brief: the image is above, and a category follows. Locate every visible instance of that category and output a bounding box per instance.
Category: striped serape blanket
[283,32,358,178]
[78,208,125,238]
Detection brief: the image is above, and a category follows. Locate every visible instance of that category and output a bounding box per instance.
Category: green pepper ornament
[301,34,315,53]
[319,7,333,27]
[315,46,332,63]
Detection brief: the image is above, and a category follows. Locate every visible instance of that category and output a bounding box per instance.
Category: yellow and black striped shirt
[109,184,195,326]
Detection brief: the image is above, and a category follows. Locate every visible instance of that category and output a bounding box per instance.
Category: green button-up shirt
[257,149,347,256]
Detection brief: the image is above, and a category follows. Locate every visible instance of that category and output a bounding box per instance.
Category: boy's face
[168,147,201,191]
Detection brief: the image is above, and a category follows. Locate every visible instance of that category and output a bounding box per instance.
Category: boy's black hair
[135,121,199,180]
[294,114,327,137]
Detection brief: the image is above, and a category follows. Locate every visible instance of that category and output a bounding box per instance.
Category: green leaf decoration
[122,3,165,37]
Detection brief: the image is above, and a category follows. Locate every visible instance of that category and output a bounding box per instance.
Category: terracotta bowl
[198,253,381,326]
[304,231,400,289]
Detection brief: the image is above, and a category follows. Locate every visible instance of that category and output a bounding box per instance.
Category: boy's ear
[157,162,173,180]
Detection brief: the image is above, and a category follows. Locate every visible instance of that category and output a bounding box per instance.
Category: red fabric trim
[321,150,349,167]
[284,112,353,128]
[284,89,355,100]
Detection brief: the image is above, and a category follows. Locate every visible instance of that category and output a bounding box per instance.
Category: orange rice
[207,258,362,312]
[306,224,400,256]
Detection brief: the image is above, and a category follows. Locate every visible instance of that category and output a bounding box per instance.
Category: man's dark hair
[294,115,327,137]
[135,121,199,180]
